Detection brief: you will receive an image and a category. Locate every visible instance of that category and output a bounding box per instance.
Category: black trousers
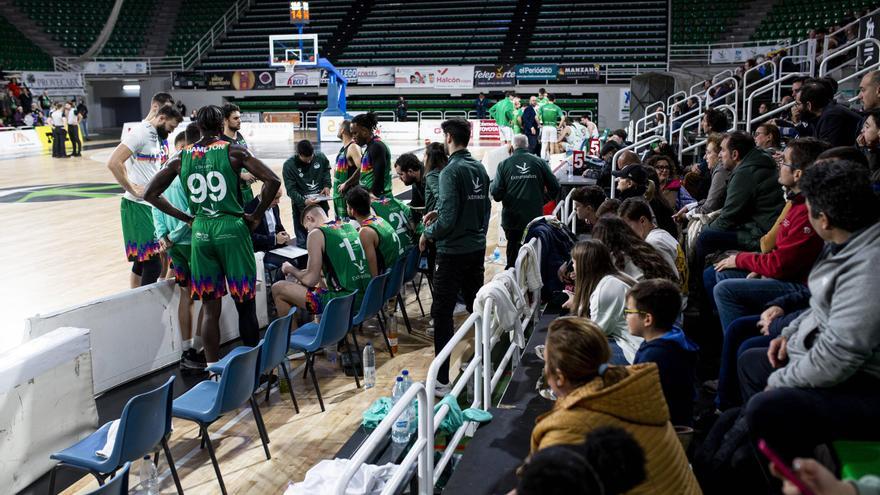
[68,124,81,155]
[526,132,538,155]
[431,250,485,384]
[504,227,523,270]
[739,347,880,461]
[52,126,67,157]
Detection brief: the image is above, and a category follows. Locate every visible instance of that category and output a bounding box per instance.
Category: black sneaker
[181,349,207,371]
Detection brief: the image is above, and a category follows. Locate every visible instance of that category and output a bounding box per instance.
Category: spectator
[592,214,679,283]
[491,134,560,268]
[12,105,24,126]
[517,445,602,494]
[703,108,730,134]
[522,96,539,154]
[754,122,782,153]
[474,92,489,119]
[857,71,880,126]
[571,185,606,228]
[282,139,331,248]
[679,133,730,218]
[861,109,880,176]
[737,160,880,461]
[190,109,197,120]
[694,131,784,265]
[419,119,491,396]
[396,96,408,122]
[799,80,861,146]
[18,87,32,116]
[626,279,698,426]
[244,187,289,271]
[38,90,51,118]
[562,240,639,363]
[619,198,689,296]
[76,98,89,139]
[65,101,81,157]
[175,100,186,119]
[770,457,880,495]
[646,154,695,211]
[531,317,701,494]
[608,128,628,145]
[708,137,828,331]
[595,198,621,218]
[612,164,678,236]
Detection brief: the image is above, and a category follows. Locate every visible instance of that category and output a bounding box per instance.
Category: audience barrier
[23,253,268,394]
[0,327,98,493]
[0,126,44,159]
[610,134,665,198]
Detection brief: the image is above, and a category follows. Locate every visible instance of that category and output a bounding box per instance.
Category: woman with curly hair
[591,215,679,285]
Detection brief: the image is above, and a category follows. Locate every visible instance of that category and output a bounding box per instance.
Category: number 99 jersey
[181,140,243,218]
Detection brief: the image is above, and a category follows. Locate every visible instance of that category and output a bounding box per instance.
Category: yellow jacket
[530,363,702,495]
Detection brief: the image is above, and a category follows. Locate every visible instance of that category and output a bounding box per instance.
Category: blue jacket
[523,217,576,301]
[522,106,538,137]
[634,327,699,426]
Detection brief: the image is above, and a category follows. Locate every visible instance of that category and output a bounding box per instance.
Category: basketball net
[283,59,298,73]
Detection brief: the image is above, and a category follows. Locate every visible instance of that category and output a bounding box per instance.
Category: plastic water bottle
[362,343,376,389]
[387,313,399,354]
[401,370,416,434]
[493,247,501,263]
[140,455,159,494]
[391,377,411,444]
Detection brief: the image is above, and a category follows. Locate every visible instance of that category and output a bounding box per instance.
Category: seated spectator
[770,457,880,495]
[799,79,862,147]
[595,198,621,218]
[703,108,730,135]
[532,317,701,494]
[618,198,688,297]
[562,240,639,363]
[738,160,880,465]
[611,164,677,236]
[679,133,730,218]
[608,128,628,146]
[706,138,829,330]
[616,150,640,170]
[12,106,24,126]
[859,108,880,176]
[592,215,679,285]
[626,279,698,426]
[694,131,784,267]
[646,154,695,211]
[571,185,606,229]
[754,122,782,154]
[244,187,290,273]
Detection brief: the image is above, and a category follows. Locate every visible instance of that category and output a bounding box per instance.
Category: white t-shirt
[646,228,680,275]
[66,109,78,125]
[50,110,65,126]
[589,274,643,363]
[120,121,169,203]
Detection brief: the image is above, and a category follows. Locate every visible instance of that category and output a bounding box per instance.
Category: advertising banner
[394,66,474,89]
[239,112,261,123]
[420,120,445,142]
[83,61,147,75]
[473,65,516,87]
[321,67,358,84]
[21,71,84,96]
[356,66,395,85]
[172,71,206,89]
[240,122,294,142]
[0,128,43,159]
[275,69,321,87]
[860,14,879,67]
[34,125,87,155]
[558,64,601,81]
[395,67,439,88]
[474,119,500,141]
[619,88,631,122]
[263,111,303,127]
[319,116,346,142]
[205,70,276,91]
[434,66,474,89]
[710,44,785,64]
[375,122,419,141]
[515,64,558,81]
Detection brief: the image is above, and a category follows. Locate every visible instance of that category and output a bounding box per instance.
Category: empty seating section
[195,0,352,71]
[166,0,237,57]
[525,0,666,70]
[671,0,741,44]
[334,0,515,66]
[0,16,52,70]
[751,0,872,41]
[13,0,154,57]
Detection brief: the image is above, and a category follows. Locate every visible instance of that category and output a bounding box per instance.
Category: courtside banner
[206,70,275,90]
[474,65,516,87]
[434,66,474,89]
[475,119,500,141]
[419,120,445,142]
[395,67,439,88]
[375,122,419,141]
[515,64,559,81]
[558,64,601,81]
[320,67,358,84]
[357,66,394,85]
[0,128,42,159]
[21,71,84,96]
[240,122,294,142]
[275,69,321,87]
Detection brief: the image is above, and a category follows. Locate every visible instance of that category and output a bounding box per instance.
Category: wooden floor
[1,136,507,493]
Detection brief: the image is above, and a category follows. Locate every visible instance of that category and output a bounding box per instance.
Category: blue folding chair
[84,462,129,495]
[401,245,426,317]
[172,345,268,495]
[352,271,391,357]
[206,307,299,413]
[48,376,183,495]
[381,250,413,334]
[289,291,357,412]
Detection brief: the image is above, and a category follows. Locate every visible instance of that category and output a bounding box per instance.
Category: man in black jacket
[799,80,861,147]
[245,188,291,276]
[522,96,540,154]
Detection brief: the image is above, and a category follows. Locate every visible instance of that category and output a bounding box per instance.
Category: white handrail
[706,76,739,115]
[333,382,431,495]
[745,73,805,132]
[780,55,814,77]
[610,135,664,198]
[742,60,778,114]
[676,111,706,164]
[819,38,880,93]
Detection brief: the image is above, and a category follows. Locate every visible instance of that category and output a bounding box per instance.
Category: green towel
[434,395,493,435]
[362,397,393,429]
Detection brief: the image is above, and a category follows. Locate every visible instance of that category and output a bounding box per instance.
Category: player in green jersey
[273,204,372,316]
[145,105,281,365]
[332,120,363,219]
[352,112,393,198]
[222,103,258,204]
[345,186,404,276]
[538,94,564,160]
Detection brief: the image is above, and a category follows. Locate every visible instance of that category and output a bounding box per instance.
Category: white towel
[474,279,525,348]
[517,241,542,292]
[286,458,398,495]
[95,419,120,459]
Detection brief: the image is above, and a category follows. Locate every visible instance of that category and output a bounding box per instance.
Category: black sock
[235,299,260,347]
[140,257,162,285]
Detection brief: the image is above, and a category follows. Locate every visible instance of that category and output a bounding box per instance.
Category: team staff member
[332,120,362,219]
[419,119,491,396]
[492,134,560,268]
[282,139,332,248]
[107,105,183,288]
[522,96,540,154]
[221,103,257,204]
[50,102,67,158]
[352,112,392,198]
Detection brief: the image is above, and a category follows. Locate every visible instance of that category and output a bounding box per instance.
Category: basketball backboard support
[269,34,318,67]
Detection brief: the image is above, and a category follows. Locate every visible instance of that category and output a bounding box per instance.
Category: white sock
[182,339,192,351]
[192,335,204,352]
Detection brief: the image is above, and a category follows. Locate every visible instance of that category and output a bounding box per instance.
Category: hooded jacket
[531,363,702,495]
[710,148,785,250]
[770,222,880,388]
[633,328,699,427]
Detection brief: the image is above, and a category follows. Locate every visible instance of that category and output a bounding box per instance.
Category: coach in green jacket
[282,139,331,248]
[696,131,784,263]
[420,119,491,392]
[491,134,560,268]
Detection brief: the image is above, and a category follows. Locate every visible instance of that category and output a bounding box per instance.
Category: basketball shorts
[304,287,352,315]
[168,243,192,287]
[332,193,348,220]
[190,216,257,302]
[500,126,514,142]
[541,126,558,143]
[121,198,160,262]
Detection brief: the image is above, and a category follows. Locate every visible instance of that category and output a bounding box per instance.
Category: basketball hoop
[282,60,298,73]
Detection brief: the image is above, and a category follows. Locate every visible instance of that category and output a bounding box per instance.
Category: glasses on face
[623,308,647,316]
[656,165,670,171]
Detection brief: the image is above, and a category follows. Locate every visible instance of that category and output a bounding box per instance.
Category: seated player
[371,193,421,250]
[346,185,404,276]
[272,204,371,318]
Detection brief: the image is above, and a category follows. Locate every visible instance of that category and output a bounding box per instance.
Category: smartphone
[757,439,816,495]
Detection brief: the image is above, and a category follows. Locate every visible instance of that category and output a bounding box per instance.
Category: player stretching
[145,106,281,365]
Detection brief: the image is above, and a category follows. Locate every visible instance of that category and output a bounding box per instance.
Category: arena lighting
[122,84,140,91]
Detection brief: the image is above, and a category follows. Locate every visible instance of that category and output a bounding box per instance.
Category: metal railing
[305,111,321,130]
[742,59,779,106]
[819,38,880,103]
[181,0,253,69]
[745,73,804,132]
[53,56,184,74]
[334,382,431,495]
[610,134,664,198]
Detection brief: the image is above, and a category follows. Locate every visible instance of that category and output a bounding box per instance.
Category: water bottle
[362,343,376,389]
[140,455,159,495]
[401,370,416,434]
[391,377,411,444]
[387,313,399,354]
[493,247,501,263]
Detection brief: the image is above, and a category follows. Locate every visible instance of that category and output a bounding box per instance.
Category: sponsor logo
[516,163,530,174]
[306,180,319,192]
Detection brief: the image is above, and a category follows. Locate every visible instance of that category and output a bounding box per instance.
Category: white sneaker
[535,345,546,361]
[433,381,452,398]
[453,303,468,315]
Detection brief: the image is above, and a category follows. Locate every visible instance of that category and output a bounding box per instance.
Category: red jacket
[735,194,823,283]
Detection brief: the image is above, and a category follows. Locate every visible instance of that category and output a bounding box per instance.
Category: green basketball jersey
[318,220,371,295]
[361,216,403,271]
[512,107,524,134]
[371,197,419,247]
[180,140,243,218]
[332,142,354,199]
[539,103,563,126]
